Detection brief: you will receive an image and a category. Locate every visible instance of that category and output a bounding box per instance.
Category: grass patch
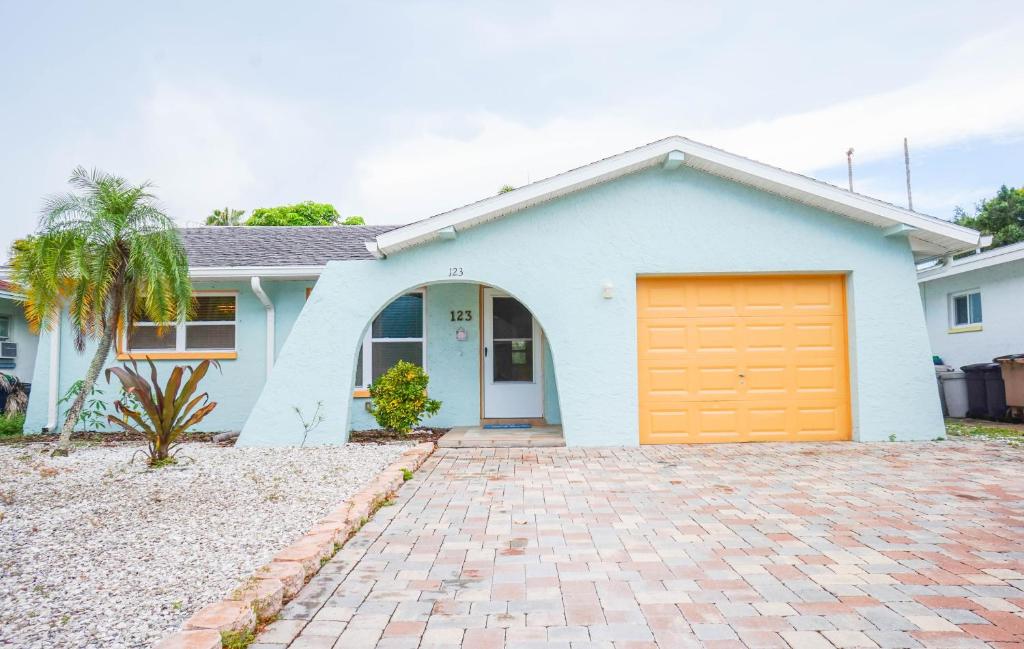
[946,419,1024,440]
[220,628,256,649]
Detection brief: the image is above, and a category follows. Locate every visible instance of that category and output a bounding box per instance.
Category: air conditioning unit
[0,342,16,359]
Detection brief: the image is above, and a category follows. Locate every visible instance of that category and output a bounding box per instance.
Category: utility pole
[903,137,914,211]
[846,148,855,191]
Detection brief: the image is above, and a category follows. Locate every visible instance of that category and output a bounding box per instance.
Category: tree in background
[245,201,340,226]
[9,167,193,454]
[955,185,1024,249]
[341,215,366,225]
[205,206,245,226]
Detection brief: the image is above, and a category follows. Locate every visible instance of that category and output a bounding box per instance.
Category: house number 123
[450,310,472,322]
[448,267,463,277]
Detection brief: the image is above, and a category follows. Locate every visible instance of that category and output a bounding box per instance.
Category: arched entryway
[347,280,563,445]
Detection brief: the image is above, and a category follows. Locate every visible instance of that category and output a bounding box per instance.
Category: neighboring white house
[918,241,1024,369]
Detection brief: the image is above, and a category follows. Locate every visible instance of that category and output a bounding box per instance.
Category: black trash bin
[961,363,1006,420]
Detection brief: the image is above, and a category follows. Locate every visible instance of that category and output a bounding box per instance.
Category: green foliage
[341,215,366,225]
[58,380,108,431]
[205,206,245,226]
[401,468,414,481]
[946,419,1024,440]
[8,167,192,339]
[245,201,340,226]
[220,628,256,649]
[955,185,1024,249]
[8,168,192,444]
[0,414,25,436]
[104,358,220,466]
[498,184,516,194]
[367,361,441,434]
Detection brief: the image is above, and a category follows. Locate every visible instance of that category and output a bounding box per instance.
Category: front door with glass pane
[483,289,543,418]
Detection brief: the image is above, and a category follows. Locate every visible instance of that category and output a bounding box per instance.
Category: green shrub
[0,414,25,436]
[367,361,441,434]
[246,201,339,226]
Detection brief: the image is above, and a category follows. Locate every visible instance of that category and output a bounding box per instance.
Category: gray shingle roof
[179,226,397,267]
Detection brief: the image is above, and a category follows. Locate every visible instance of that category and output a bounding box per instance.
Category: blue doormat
[482,423,532,429]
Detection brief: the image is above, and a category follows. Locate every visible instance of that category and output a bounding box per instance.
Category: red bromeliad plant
[105,358,219,466]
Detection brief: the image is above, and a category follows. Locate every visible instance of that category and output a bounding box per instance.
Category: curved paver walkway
[254,441,1024,648]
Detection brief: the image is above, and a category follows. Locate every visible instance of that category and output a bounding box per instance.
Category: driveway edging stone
[153,441,435,649]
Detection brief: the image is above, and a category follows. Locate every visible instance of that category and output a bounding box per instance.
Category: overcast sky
[2,2,1022,261]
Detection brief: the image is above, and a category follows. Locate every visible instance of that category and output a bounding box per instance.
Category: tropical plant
[0,413,24,436]
[0,373,29,415]
[104,358,219,466]
[57,380,109,431]
[8,167,193,455]
[341,216,366,225]
[367,361,441,434]
[205,206,245,226]
[955,185,1024,249]
[245,201,340,226]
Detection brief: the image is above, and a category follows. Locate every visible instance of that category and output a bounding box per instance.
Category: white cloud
[353,23,1024,222]
[50,82,332,227]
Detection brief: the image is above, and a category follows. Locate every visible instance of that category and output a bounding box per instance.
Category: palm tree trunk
[51,325,117,455]
[53,286,124,456]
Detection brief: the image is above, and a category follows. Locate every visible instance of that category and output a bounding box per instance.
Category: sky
[1,1,1022,261]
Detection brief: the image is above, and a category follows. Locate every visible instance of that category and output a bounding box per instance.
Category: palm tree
[205,206,245,226]
[9,167,193,454]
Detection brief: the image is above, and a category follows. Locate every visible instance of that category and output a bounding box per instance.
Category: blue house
[15,137,987,446]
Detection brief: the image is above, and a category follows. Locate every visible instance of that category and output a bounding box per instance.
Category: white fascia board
[189,265,325,280]
[373,144,669,255]
[374,135,985,257]
[917,240,1024,283]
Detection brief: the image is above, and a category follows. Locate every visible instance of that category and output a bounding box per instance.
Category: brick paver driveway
[256,442,1024,649]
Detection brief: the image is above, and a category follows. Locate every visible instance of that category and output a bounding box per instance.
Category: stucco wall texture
[239,166,943,446]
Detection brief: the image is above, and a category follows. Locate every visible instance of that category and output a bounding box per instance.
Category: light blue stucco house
[918,240,1024,369]
[16,137,988,446]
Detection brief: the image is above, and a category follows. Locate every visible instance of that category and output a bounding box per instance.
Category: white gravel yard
[0,441,409,649]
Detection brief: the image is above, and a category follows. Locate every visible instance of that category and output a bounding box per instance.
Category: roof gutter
[250,277,275,381]
[191,265,325,280]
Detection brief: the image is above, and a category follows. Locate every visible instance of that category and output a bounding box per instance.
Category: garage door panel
[638,275,850,444]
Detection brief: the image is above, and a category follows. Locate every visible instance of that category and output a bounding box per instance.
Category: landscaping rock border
[153,442,435,649]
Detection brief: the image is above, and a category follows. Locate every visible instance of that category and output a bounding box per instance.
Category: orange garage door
[637,275,851,444]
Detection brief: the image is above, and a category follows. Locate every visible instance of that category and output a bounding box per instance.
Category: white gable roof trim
[368,136,986,260]
[917,240,1024,282]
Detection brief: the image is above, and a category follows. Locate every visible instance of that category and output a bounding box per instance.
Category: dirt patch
[348,428,449,444]
[0,431,219,446]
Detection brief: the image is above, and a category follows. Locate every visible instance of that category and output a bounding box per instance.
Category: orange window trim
[116,290,239,362]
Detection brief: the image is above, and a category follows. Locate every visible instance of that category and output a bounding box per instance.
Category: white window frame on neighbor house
[125,291,239,355]
[949,288,983,331]
[0,314,9,340]
[355,288,427,390]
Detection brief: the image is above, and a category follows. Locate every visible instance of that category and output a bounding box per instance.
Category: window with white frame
[127,293,237,352]
[950,289,982,327]
[355,291,425,388]
[0,314,9,340]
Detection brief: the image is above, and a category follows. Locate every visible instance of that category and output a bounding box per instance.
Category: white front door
[483,289,543,418]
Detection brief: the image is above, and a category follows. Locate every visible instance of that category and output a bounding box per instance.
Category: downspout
[250,276,275,381]
[45,319,60,431]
